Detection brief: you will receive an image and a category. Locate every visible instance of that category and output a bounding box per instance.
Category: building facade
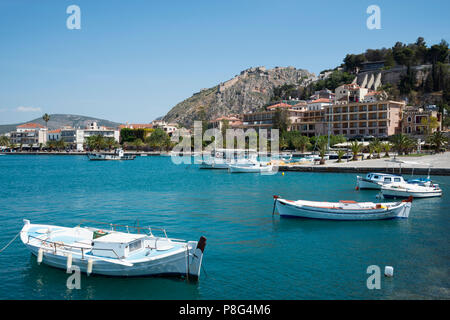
[10,123,47,146]
[402,106,442,135]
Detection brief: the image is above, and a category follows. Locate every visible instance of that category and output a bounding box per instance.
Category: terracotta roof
[48,129,61,133]
[267,102,291,110]
[17,123,45,129]
[212,116,241,122]
[309,98,331,104]
[119,124,153,129]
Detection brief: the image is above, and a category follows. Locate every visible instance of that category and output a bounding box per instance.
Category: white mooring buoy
[384,266,394,277]
[66,253,72,272]
[37,248,43,265]
[87,258,93,276]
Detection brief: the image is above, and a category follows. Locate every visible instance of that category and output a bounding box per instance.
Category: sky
[0,0,449,125]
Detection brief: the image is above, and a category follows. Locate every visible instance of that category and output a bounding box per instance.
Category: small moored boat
[272,195,412,220]
[87,148,135,161]
[356,173,406,190]
[229,163,273,173]
[20,220,206,279]
[380,182,442,199]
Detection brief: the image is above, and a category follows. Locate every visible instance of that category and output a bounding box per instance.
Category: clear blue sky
[0,0,449,124]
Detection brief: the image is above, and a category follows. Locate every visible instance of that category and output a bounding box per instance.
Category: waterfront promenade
[280,152,450,176]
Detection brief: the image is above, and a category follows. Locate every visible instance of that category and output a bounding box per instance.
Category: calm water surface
[0,155,449,299]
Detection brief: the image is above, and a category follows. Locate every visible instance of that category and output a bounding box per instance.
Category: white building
[306,98,332,111]
[61,122,120,151]
[151,120,178,136]
[10,123,48,147]
[47,129,61,141]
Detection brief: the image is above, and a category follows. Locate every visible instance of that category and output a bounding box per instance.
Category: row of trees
[343,38,449,72]
[119,128,172,151]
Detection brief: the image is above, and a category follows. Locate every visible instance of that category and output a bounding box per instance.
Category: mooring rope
[0,231,21,254]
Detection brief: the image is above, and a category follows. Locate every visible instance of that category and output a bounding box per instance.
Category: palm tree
[350,141,362,161]
[336,150,346,163]
[427,131,448,153]
[382,142,392,158]
[42,113,50,128]
[317,139,327,165]
[86,135,105,151]
[390,134,410,155]
[105,137,118,151]
[369,138,382,159]
[0,135,10,147]
[292,135,311,153]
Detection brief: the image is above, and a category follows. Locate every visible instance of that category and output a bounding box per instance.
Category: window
[374,175,380,179]
[128,240,142,252]
[394,178,401,182]
[384,177,392,182]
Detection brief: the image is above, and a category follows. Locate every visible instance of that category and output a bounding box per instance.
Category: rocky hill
[0,114,122,134]
[163,66,316,126]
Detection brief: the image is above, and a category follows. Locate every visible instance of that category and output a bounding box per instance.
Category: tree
[145,128,171,151]
[292,135,311,153]
[369,138,382,159]
[272,108,291,135]
[390,134,409,155]
[382,142,392,158]
[85,135,106,151]
[105,137,119,150]
[132,138,144,151]
[317,138,328,165]
[336,150,346,163]
[55,139,65,151]
[0,135,10,147]
[350,141,362,161]
[421,116,440,136]
[42,113,50,128]
[426,131,448,153]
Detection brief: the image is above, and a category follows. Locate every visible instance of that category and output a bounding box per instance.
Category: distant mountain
[0,114,122,134]
[163,66,316,127]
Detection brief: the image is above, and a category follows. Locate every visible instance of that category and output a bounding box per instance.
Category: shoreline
[2,151,450,176]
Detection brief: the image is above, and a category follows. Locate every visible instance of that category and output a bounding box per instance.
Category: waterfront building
[10,123,47,147]
[241,108,304,131]
[402,106,442,135]
[61,122,119,151]
[151,120,178,136]
[210,115,243,130]
[47,129,61,141]
[325,100,405,138]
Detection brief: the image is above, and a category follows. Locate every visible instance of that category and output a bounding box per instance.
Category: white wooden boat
[200,148,258,169]
[381,182,442,199]
[273,196,412,220]
[20,220,206,279]
[87,148,135,161]
[356,173,406,190]
[229,163,273,173]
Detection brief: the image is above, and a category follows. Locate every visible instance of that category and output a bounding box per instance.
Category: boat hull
[25,243,197,277]
[275,199,411,220]
[229,165,273,173]
[356,177,382,190]
[381,189,442,199]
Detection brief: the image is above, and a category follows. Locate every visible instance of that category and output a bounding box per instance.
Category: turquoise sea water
[0,155,448,299]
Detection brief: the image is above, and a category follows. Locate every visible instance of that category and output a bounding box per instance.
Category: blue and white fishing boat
[356,173,406,190]
[20,220,206,279]
[273,196,412,220]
